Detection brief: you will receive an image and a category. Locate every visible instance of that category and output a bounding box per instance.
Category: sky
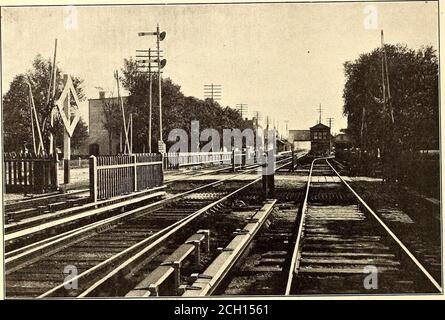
[1,1,439,135]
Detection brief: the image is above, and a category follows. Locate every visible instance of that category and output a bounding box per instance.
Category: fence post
[64,158,70,184]
[133,154,137,192]
[232,150,236,172]
[35,157,43,193]
[53,152,59,189]
[89,155,98,202]
[160,153,165,185]
[291,148,295,172]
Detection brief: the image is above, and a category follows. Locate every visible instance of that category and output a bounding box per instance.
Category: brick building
[79,92,128,156]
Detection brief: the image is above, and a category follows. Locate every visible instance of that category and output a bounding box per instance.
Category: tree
[53,118,89,151]
[71,119,89,150]
[2,54,86,152]
[343,44,438,158]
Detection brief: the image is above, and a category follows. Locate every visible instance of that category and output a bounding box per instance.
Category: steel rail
[75,179,261,297]
[284,157,325,295]
[77,156,295,297]
[326,159,442,293]
[37,156,295,297]
[5,185,167,241]
[182,200,278,297]
[4,188,89,210]
[7,156,293,270]
[285,158,441,295]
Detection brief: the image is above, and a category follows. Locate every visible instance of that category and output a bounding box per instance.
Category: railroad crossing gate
[50,74,81,184]
[54,74,81,138]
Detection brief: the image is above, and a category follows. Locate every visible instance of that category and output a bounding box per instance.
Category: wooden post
[89,155,98,202]
[160,153,164,184]
[63,75,71,184]
[53,152,59,190]
[34,158,43,193]
[132,154,137,192]
[262,161,268,199]
[232,150,236,172]
[197,230,210,253]
[262,151,275,199]
[192,241,201,267]
[172,261,181,291]
[64,159,70,184]
[23,159,28,194]
[148,284,159,297]
[17,160,22,188]
[291,148,295,172]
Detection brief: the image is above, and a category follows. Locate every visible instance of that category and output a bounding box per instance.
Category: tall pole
[204,83,222,101]
[28,80,45,155]
[137,25,166,152]
[115,70,131,154]
[49,39,58,155]
[381,30,394,124]
[148,48,153,153]
[285,120,289,139]
[326,117,334,128]
[380,30,387,121]
[63,77,71,161]
[236,104,248,119]
[29,95,37,153]
[63,75,71,184]
[130,113,133,153]
[157,24,163,150]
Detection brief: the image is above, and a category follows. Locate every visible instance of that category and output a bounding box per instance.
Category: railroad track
[5,158,286,249]
[285,158,442,295]
[5,164,233,227]
[176,157,309,296]
[5,155,296,298]
[4,189,90,224]
[5,156,280,235]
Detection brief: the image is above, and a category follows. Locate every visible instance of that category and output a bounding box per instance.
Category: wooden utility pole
[137,25,167,153]
[28,95,36,153]
[115,70,131,154]
[326,117,334,128]
[253,111,261,128]
[236,104,248,119]
[27,80,45,154]
[48,39,58,156]
[148,48,153,153]
[381,30,394,124]
[136,48,161,153]
[204,83,222,101]
[380,29,397,181]
[284,120,289,139]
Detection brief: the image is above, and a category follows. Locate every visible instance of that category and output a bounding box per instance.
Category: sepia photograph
[0,0,442,304]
